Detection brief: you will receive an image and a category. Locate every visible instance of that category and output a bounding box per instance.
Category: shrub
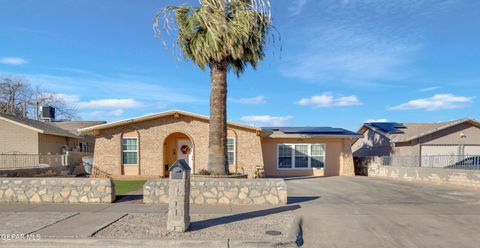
[198,168,210,175]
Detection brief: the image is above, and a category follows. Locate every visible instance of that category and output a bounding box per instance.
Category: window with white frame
[227,138,235,165]
[310,144,325,168]
[122,138,138,165]
[277,144,326,169]
[278,144,293,168]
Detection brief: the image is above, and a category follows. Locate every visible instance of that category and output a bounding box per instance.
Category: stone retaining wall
[368,162,480,189]
[0,178,115,203]
[144,179,287,205]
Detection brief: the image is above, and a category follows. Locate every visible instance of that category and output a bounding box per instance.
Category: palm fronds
[154,0,273,75]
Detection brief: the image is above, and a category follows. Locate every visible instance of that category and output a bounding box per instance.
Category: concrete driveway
[286,176,480,248]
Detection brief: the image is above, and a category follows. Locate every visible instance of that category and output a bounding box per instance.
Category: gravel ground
[94,213,295,241]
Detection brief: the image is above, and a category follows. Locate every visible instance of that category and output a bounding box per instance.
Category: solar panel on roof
[275,127,345,133]
[370,122,405,134]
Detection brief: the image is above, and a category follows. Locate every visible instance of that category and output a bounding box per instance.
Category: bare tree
[0,76,78,120]
[31,86,78,120]
[0,77,32,117]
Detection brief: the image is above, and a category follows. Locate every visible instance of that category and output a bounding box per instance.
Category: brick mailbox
[166,159,191,232]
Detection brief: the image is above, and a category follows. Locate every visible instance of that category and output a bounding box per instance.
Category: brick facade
[92,114,263,178]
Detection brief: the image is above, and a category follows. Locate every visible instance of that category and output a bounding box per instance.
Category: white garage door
[420,145,460,168]
[421,145,480,168]
[421,145,459,156]
[465,145,480,155]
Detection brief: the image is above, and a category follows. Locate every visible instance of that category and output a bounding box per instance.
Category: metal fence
[0,154,66,169]
[381,155,480,170]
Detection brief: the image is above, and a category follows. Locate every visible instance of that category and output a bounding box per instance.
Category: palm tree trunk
[208,59,228,175]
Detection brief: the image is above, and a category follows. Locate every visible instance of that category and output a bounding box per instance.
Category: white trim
[122,137,139,165]
[227,137,236,165]
[276,143,327,170]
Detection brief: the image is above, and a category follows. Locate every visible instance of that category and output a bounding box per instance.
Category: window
[278,145,293,168]
[80,142,88,153]
[227,138,235,165]
[122,138,138,164]
[310,144,325,168]
[295,145,309,168]
[277,144,326,169]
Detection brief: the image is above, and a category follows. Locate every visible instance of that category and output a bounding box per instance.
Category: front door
[177,139,194,168]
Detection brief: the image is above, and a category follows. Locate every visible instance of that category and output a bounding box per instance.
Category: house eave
[78,109,263,134]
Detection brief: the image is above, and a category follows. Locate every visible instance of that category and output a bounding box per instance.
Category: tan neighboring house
[52,121,106,153]
[79,109,361,178]
[0,112,103,155]
[352,119,480,158]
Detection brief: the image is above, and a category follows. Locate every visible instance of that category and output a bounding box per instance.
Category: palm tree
[154,0,273,175]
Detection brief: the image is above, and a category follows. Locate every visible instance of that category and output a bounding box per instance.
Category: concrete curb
[0,233,302,248]
[0,238,229,248]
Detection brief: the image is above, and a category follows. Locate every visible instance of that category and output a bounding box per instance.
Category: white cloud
[296,93,362,108]
[0,57,28,65]
[78,99,142,109]
[79,109,125,120]
[288,0,307,16]
[418,86,441,92]
[366,118,388,123]
[229,96,266,105]
[106,109,124,116]
[48,94,144,113]
[240,115,293,126]
[0,71,205,105]
[389,94,473,111]
[52,93,80,104]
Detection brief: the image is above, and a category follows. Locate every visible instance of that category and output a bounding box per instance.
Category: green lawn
[113,180,146,196]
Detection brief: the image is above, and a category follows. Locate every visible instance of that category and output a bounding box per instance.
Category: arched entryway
[163,132,194,177]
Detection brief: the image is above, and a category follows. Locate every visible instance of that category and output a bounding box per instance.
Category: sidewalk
[0,202,300,248]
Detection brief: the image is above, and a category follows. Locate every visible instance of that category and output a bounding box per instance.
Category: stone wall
[144,179,287,205]
[368,161,480,189]
[0,178,115,203]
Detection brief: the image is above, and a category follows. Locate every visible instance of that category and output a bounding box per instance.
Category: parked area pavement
[288,176,480,248]
[1,176,480,247]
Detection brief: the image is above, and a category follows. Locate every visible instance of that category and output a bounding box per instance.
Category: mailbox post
[167,159,191,232]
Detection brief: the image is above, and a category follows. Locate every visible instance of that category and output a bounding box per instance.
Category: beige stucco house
[0,112,103,155]
[79,110,361,178]
[352,119,480,158]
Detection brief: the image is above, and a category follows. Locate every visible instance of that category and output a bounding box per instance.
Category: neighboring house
[352,119,480,158]
[52,121,106,153]
[79,109,361,178]
[0,112,103,155]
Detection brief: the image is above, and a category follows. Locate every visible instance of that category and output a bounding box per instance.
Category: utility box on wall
[167,159,191,232]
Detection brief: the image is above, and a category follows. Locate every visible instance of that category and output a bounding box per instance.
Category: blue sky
[1,0,479,130]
